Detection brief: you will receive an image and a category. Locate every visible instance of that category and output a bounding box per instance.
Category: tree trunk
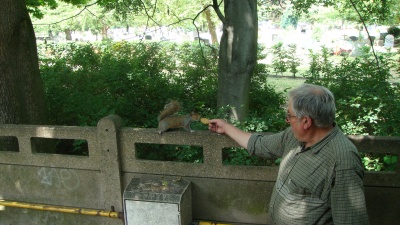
[65,28,72,40]
[0,0,50,151]
[217,0,258,120]
[102,25,109,40]
[204,6,218,44]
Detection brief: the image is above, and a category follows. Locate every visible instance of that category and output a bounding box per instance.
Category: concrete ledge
[0,116,399,225]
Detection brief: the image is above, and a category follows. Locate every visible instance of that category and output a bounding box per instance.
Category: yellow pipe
[198,222,233,225]
[0,200,123,219]
[0,200,234,224]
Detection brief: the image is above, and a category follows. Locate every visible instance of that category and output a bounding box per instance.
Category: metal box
[123,177,192,225]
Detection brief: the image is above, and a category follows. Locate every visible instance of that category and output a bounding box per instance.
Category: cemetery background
[31,0,400,83]
[35,22,400,81]
[31,1,400,144]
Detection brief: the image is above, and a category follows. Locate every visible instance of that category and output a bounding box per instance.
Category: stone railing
[0,115,399,225]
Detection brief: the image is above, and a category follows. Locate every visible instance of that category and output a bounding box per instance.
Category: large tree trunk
[217,0,258,120]
[0,0,50,151]
[204,6,218,44]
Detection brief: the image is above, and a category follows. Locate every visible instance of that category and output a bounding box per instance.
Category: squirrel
[158,100,201,134]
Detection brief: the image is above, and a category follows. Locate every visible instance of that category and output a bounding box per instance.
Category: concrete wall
[0,115,399,225]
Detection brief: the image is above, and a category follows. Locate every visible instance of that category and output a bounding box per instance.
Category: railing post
[97,115,123,214]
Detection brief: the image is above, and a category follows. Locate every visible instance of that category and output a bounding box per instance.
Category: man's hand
[208,119,230,134]
[208,119,252,149]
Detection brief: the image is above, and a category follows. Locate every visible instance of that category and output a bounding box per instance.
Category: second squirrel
[158,100,201,134]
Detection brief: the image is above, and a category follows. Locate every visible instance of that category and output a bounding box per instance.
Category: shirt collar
[299,123,339,154]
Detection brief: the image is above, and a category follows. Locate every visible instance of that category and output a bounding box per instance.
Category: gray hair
[288,83,336,127]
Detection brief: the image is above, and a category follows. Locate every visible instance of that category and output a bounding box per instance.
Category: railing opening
[0,136,19,152]
[361,152,398,172]
[135,143,203,163]
[222,147,280,166]
[31,137,89,156]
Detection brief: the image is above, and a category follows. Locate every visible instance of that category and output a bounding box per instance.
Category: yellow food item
[200,118,209,124]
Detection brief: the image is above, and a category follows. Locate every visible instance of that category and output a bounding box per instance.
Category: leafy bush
[287,44,301,76]
[38,40,280,160]
[269,42,288,75]
[269,42,300,77]
[387,26,400,38]
[39,41,219,127]
[38,41,399,170]
[362,153,398,171]
[304,48,400,136]
[39,40,284,128]
[135,143,203,163]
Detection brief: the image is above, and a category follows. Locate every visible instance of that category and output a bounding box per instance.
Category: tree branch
[211,0,225,23]
[349,0,380,67]
[33,0,101,26]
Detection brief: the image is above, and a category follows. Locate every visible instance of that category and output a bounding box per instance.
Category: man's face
[286,101,305,141]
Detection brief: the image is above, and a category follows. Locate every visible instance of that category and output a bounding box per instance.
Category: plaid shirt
[247,125,369,225]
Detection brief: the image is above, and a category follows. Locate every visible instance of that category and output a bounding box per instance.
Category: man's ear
[303,116,312,129]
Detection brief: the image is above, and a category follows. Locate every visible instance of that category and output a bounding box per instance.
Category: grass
[267,75,305,93]
[265,49,400,93]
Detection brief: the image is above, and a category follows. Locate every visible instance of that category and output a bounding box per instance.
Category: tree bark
[65,28,72,40]
[217,0,258,120]
[0,0,50,151]
[204,6,218,44]
[102,25,109,40]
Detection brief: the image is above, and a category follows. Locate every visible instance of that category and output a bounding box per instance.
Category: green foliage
[287,44,301,77]
[39,41,219,127]
[26,0,58,19]
[269,42,288,75]
[39,40,277,160]
[307,46,334,80]
[397,49,400,74]
[38,40,399,171]
[222,147,278,166]
[269,42,301,77]
[97,0,217,31]
[387,26,400,38]
[135,143,203,163]
[27,0,88,19]
[311,26,323,42]
[362,153,398,171]
[304,48,400,137]
[99,0,146,20]
[280,6,298,29]
[290,0,398,25]
[304,47,400,172]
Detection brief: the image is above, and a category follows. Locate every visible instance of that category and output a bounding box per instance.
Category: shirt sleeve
[331,153,369,224]
[247,129,290,159]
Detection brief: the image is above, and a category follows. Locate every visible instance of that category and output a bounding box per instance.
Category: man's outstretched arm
[208,119,252,149]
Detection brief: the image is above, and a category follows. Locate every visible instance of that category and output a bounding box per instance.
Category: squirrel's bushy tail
[158,100,181,121]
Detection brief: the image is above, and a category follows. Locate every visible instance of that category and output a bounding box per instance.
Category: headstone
[272,34,281,44]
[351,41,364,57]
[380,32,388,40]
[349,36,358,42]
[375,40,384,46]
[384,34,394,48]
[367,36,375,46]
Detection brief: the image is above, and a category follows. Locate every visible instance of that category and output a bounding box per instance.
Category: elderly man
[208,84,369,224]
